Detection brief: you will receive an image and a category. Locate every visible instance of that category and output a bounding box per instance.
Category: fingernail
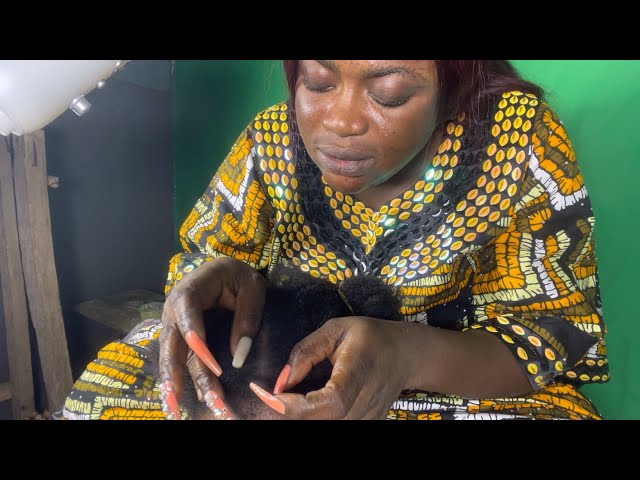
[204,390,235,420]
[196,387,203,402]
[185,330,222,377]
[250,382,285,415]
[232,336,253,369]
[273,364,291,395]
[159,381,182,420]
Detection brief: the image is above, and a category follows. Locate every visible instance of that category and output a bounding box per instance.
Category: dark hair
[282,60,544,127]
[187,265,402,419]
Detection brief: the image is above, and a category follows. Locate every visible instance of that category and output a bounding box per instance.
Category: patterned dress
[58,91,609,420]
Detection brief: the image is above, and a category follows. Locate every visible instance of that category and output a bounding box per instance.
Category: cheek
[376,117,432,167]
[295,91,324,140]
[367,95,437,161]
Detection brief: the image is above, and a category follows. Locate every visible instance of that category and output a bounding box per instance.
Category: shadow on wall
[512,60,640,420]
[42,62,174,393]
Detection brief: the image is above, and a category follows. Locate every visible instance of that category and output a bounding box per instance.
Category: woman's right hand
[158,257,266,419]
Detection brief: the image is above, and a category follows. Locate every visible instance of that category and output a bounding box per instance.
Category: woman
[58,60,608,420]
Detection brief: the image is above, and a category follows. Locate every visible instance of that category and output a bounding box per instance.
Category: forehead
[308,60,436,80]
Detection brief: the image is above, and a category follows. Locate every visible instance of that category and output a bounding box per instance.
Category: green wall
[511,60,640,420]
[174,60,287,238]
[175,60,640,419]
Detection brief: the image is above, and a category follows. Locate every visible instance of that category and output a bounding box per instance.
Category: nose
[321,88,368,138]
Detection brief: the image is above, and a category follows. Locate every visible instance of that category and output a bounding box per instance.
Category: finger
[187,352,235,420]
[273,364,291,395]
[254,380,355,420]
[169,279,208,339]
[249,382,286,415]
[168,261,230,338]
[276,319,343,393]
[252,350,366,419]
[158,307,188,419]
[229,269,266,366]
[168,283,222,377]
[184,330,222,377]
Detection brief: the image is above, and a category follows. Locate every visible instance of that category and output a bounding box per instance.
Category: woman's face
[295,60,440,196]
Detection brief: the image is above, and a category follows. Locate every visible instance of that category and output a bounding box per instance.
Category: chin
[321,172,370,196]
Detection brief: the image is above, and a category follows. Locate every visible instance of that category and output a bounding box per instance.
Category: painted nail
[232,336,253,369]
[204,390,235,420]
[159,381,182,420]
[184,330,222,377]
[273,364,291,395]
[249,382,285,415]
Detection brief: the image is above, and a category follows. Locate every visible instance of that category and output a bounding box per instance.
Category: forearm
[398,322,532,399]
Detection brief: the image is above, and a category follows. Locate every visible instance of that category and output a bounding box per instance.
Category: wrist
[390,321,443,392]
[394,321,532,398]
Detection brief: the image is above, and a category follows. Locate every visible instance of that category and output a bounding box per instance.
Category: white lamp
[0,60,128,136]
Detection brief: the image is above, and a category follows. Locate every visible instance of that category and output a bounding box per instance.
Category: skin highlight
[295,60,443,209]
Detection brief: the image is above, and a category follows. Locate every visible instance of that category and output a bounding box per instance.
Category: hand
[249,316,411,420]
[158,257,266,419]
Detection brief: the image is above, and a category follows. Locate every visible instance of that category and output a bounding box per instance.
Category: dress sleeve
[468,102,609,391]
[165,124,276,295]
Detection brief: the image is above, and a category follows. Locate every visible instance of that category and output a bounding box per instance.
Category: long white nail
[232,336,253,369]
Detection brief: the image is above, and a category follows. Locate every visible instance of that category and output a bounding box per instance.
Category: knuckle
[216,256,232,267]
[322,318,345,342]
[186,351,200,369]
[158,353,176,373]
[166,290,185,311]
[248,269,264,285]
[329,388,349,418]
[158,324,177,343]
[187,355,211,388]
[324,317,341,330]
[368,392,380,411]
[164,293,178,313]
[174,278,198,298]
[180,281,200,303]
[289,342,307,362]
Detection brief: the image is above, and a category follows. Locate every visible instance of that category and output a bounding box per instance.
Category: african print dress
[57,91,609,420]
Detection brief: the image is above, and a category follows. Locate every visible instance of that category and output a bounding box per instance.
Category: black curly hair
[182,265,402,420]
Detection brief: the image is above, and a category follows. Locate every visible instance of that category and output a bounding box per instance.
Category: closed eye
[302,76,334,93]
[369,93,412,108]
[369,93,411,108]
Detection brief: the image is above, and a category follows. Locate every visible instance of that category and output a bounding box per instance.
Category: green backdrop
[174,61,288,233]
[174,60,640,419]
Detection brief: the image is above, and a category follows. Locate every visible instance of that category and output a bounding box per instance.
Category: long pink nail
[184,330,222,377]
[159,380,182,420]
[273,365,291,395]
[204,391,235,420]
[250,382,285,415]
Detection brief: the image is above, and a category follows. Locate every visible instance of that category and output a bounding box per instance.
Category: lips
[316,146,374,177]
[317,145,371,161]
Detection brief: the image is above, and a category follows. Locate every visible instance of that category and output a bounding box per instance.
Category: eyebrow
[315,60,424,81]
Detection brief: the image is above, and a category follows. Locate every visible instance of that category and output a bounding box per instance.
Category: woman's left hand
[249,316,412,419]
